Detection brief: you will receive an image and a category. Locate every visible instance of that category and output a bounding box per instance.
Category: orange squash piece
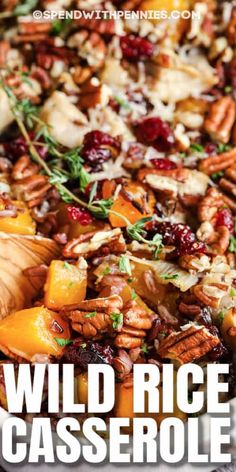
[77,372,89,405]
[114,375,187,426]
[56,202,107,239]
[102,180,155,228]
[220,308,236,351]
[0,306,70,361]
[0,201,36,235]
[140,0,189,12]
[44,260,87,310]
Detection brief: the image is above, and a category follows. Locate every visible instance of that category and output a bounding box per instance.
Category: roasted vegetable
[44,259,87,310]
[77,372,89,405]
[114,374,187,426]
[102,180,155,228]
[220,308,236,350]
[0,201,36,235]
[0,233,60,318]
[56,203,107,239]
[0,306,70,361]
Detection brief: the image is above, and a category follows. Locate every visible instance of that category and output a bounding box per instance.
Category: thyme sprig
[1,74,163,256]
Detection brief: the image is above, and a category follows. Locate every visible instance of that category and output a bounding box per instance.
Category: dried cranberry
[227,57,236,89]
[120,35,154,61]
[4,133,47,160]
[83,131,120,150]
[67,206,93,225]
[208,343,228,361]
[65,339,114,368]
[147,221,206,258]
[82,147,111,169]
[81,131,121,170]
[133,117,175,152]
[215,208,234,233]
[204,142,217,155]
[151,158,177,170]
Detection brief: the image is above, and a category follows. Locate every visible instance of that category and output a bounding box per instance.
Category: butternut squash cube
[0,201,36,235]
[0,306,70,361]
[44,260,87,310]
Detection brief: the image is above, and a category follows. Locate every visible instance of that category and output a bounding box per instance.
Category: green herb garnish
[54,338,72,347]
[51,18,72,36]
[141,343,148,354]
[63,261,73,270]
[230,287,236,297]
[190,143,204,153]
[218,311,225,325]
[229,236,236,254]
[160,274,179,280]
[110,312,123,329]
[224,86,233,94]
[218,143,232,153]
[84,312,97,318]
[211,171,224,181]
[113,95,131,110]
[119,255,132,276]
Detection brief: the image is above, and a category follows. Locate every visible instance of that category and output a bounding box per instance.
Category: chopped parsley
[54,338,72,347]
[218,143,232,153]
[160,274,179,280]
[211,171,224,181]
[113,95,131,110]
[224,85,233,94]
[63,261,73,270]
[229,235,236,254]
[190,143,204,153]
[141,343,148,354]
[119,255,132,276]
[102,267,111,276]
[110,312,123,329]
[131,289,137,300]
[230,287,236,297]
[84,312,97,318]
[218,311,225,325]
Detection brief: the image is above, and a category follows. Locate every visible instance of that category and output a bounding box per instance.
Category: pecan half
[114,300,155,349]
[193,282,228,308]
[179,254,211,272]
[66,294,123,338]
[199,148,236,175]
[68,31,106,69]
[198,187,224,222]
[18,20,51,35]
[227,6,236,46]
[75,16,116,35]
[12,175,51,208]
[158,325,220,364]
[78,79,110,110]
[204,97,236,144]
[139,168,209,199]
[71,65,93,85]
[197,188,231,251]
[219,164,236,212]
[63,228,126,259]
[12,155,39,181]
[113,349,133,379]
[0,41,10,66]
